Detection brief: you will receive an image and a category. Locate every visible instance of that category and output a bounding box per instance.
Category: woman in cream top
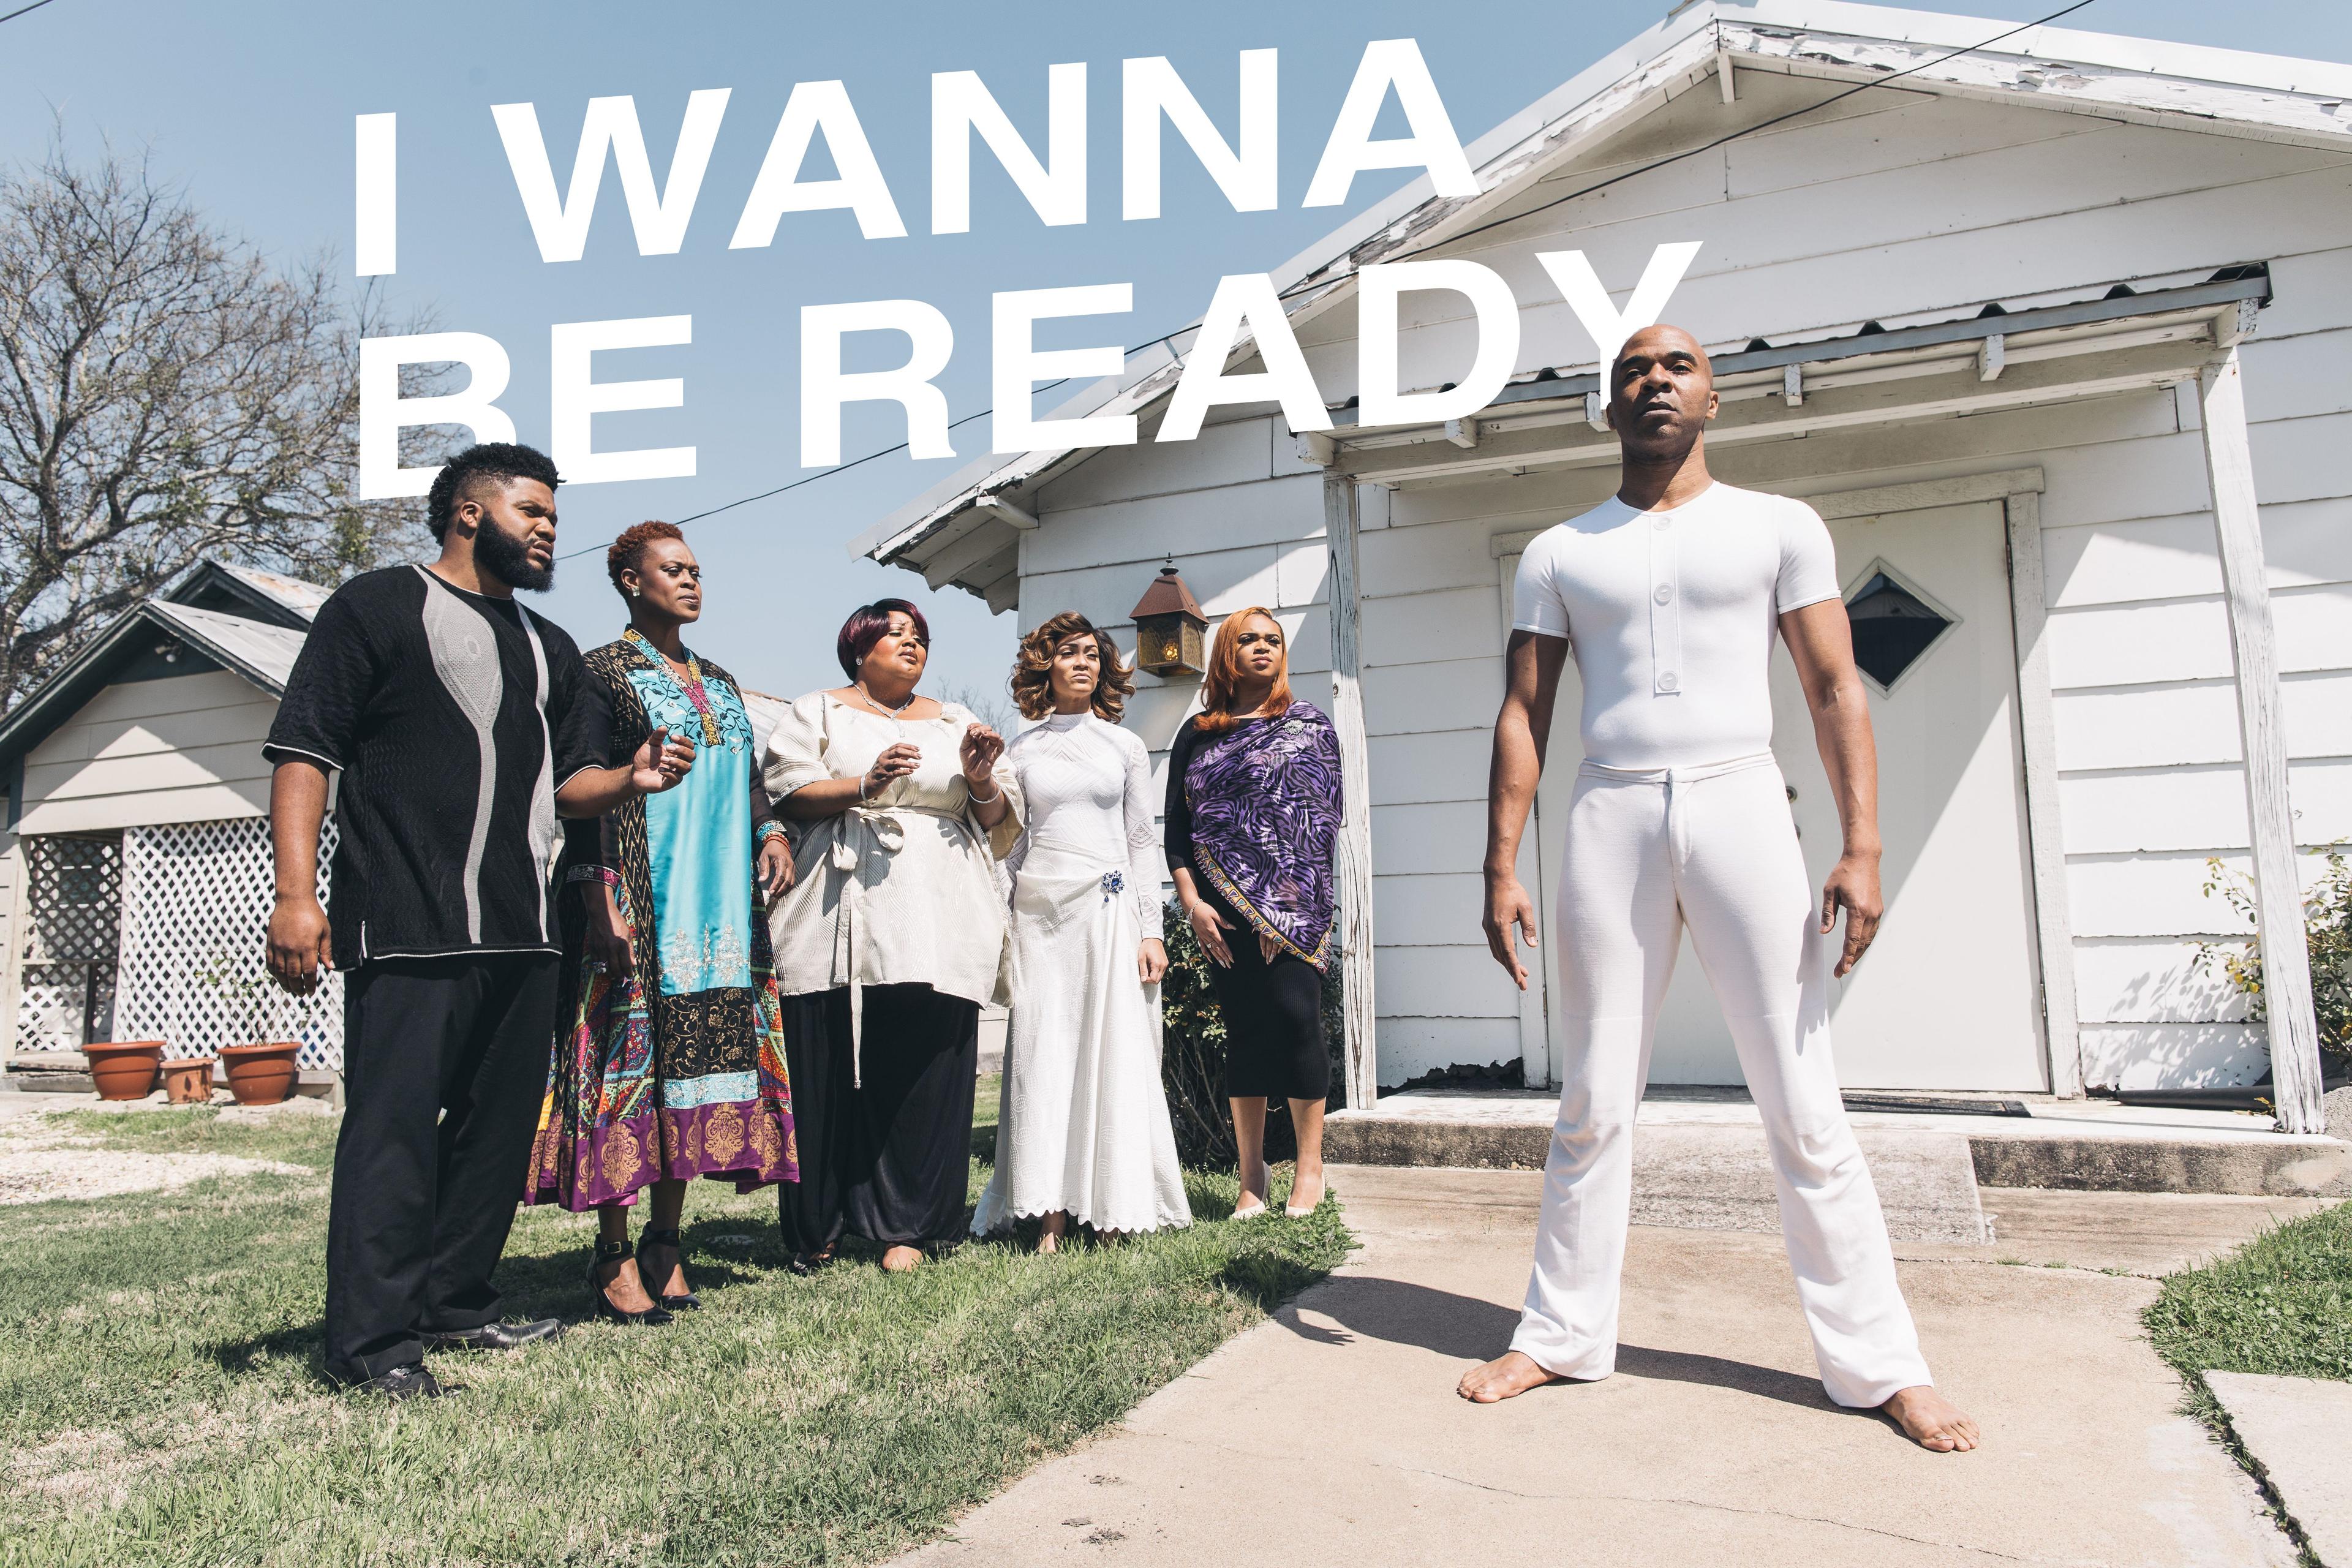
[762,599,1022,1273]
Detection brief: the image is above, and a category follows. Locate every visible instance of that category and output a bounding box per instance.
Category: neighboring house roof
[0,575,317,794]
[858,0,2352,600]
[165,560,331,630]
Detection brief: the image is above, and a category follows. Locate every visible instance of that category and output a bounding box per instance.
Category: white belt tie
[827,802,978,1085]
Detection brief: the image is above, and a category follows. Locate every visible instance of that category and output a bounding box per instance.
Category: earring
[630,586,641,598]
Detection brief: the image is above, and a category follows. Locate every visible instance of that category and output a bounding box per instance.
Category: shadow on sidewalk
[1280,1274,1836,1412]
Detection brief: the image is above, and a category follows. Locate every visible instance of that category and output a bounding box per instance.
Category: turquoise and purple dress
[529,632,796,1209]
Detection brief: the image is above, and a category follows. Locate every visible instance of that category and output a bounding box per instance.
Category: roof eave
[0,602,290,769]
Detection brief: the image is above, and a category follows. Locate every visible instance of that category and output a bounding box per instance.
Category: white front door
[1518,496,2045,1091]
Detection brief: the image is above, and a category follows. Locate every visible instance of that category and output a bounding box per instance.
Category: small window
[1844,562,1957,692]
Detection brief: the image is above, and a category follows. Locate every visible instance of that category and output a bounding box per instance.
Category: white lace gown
[974,712,1193,1236]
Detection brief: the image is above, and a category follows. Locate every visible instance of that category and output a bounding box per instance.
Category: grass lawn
[2144,1199,2352,1387]
[0,1084,1351,1568]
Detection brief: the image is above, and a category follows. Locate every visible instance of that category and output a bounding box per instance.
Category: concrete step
[1327,1088,2352,1198]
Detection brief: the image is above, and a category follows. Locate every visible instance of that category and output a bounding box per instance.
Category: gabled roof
[0,585,312,777]
[859,0,2352,601]
[165,560,331,629]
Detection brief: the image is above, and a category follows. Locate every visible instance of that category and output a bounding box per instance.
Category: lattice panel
[13,833,123,1053]
[115,816,345,1069]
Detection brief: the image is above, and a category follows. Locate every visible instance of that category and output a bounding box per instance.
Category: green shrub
[1159,900,1345,1168]
[2197,846,2352,1077]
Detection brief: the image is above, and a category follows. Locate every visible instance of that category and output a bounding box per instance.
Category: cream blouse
[761,693,1025,1029]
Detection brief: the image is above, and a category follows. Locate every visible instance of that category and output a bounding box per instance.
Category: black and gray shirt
[265,565,603,968]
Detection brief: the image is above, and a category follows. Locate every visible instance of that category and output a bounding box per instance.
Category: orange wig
[1197,607,1292,733]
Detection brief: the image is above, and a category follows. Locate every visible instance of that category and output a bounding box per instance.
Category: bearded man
[265,442,696,1398]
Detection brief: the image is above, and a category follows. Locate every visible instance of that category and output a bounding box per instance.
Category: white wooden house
[857,1,2352,1126]
[0,564,346,1069]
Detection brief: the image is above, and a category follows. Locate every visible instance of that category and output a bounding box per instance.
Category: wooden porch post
[2003,485,2084,1098]
[2198,348,2325,1134]
[1322,472,1379,1110]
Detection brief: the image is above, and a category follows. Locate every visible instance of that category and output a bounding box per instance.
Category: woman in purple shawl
[1164,607,1342,1219]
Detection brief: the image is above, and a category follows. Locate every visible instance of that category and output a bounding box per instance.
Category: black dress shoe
[588,1237,674,1327]
[419,1317,565,1352]
[353,1365,455,1401]
[637,1225,701,1311]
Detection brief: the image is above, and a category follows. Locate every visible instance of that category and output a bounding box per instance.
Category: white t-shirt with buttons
[1510,481,1841,770]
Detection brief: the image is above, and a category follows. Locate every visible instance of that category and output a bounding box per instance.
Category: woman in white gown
[975,612,1192,1248]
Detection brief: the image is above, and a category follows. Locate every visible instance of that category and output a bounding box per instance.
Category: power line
[0,0,62,25]
[558,0,2100,557]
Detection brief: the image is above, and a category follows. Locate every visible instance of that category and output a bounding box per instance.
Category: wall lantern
[1130,565,1208,679]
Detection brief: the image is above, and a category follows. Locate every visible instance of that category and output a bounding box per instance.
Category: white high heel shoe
[1284,1175,1325,1218]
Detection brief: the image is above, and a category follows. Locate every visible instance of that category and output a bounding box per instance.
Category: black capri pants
[1199,883,1330,1104]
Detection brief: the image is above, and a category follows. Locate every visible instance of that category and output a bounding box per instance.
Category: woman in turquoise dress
[529,521,797,1324]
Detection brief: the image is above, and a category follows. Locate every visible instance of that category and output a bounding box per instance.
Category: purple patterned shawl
[1184,703,1343,970]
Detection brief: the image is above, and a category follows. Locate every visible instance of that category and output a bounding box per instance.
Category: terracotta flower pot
[160,1057,216,1105]
[219,1042,301,1106]
[86,1041,164,1101]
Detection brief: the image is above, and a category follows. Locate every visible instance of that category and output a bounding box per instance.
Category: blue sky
[4,0,2345,701]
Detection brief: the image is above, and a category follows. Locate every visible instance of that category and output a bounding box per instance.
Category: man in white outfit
[1457,324,1978,1453]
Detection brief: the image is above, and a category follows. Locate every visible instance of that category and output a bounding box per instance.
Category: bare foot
[1036,1231,1059,1255]
[597,1256,659,1315]
[881,1245,923,1273]
[1457,1351,1565,1403]
[1880,1385,1980,1452]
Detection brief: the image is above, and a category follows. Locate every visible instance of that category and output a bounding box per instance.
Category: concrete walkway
[902,1166,2318,1567]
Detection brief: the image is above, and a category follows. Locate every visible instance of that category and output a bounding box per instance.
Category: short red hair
[1197,607,1292,733]
[607,520,684,597]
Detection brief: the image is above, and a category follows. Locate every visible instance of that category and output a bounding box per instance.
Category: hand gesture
[1138,937,1169,985]
[758,835,795,902]
[959,723,1005,788]
[1482,870,1540,990]
[1820,853,1883,978]
[862,741,921,801]
[265,895,333,995]
[1188,899,1235,968]
[631,725,697,795]
[583,885,633,976]
[1257,929,1280,965]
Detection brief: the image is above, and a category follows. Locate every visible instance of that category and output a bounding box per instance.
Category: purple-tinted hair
[836,598,930,679]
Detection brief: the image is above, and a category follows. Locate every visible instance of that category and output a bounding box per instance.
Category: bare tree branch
[0,140,442,707]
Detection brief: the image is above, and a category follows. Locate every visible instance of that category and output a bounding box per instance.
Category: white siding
[992,78,2352,1093]
[19,670,280,835]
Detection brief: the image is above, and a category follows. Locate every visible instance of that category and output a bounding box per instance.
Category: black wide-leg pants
[323,952,559,1385]
[1198,884,1331,1104]
[776,983,978,1254]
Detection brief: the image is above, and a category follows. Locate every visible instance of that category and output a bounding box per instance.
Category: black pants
[1200,886,1330,1103]
[324,952,558,1385]
[777,984,978,1253]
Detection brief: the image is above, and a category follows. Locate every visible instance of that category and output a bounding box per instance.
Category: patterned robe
[527,638,796,1209]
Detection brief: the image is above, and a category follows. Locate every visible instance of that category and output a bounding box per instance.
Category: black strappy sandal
[636,1226,701,1311]
[588,1237,673,1327]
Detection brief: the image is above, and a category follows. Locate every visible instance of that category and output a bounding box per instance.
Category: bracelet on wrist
[967,778,1001,805]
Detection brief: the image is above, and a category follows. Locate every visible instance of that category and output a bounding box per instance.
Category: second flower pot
[160,1056,216,1105]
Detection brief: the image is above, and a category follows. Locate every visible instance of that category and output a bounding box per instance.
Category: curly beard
[475,515,554,593]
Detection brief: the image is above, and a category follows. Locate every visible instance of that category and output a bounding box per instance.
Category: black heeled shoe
[636,1226,701,1311]
[587,1237,673,1326]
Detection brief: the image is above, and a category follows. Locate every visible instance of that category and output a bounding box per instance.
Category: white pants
[1510,753,1932,1408]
